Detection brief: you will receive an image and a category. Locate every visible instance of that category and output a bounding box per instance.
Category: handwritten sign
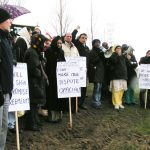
[139,64,150,89]
[65,57,87,87]
[57,62,81,98]
[9,63,30,112]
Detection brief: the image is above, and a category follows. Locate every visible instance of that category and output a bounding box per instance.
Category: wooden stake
[69,97,72,129]
[15,111,20,150]
[76,97,78,113]
[145,89,148,109]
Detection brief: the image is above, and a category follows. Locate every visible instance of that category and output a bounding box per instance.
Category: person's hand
[127,54,131,60]
[76,25,80,31]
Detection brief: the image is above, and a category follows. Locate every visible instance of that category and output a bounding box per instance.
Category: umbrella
[0,4,30,19]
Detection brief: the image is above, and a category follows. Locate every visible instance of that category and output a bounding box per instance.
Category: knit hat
[92,39,100,46]
[112,45,121,52]
[0,8,11,24]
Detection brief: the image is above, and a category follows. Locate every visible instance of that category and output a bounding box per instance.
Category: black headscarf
[50,36,62,50]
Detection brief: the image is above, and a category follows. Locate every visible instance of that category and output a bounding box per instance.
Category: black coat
[126,54,137,84]
[45,47,65,111]
[24,47,46,104]
[109,52,127,80]
[139,56,150,64]
[0,29,13,94]
[88,47,105,83]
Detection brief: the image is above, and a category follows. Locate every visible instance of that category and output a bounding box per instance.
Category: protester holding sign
[45,36,65,123]
[0,8,13,150]
[139,50,150,109]
[62,33,79,113]
[24,34,47,131]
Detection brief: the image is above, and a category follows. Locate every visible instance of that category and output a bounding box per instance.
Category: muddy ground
[6,84,150,150]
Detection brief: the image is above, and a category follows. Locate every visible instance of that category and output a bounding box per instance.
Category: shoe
[114,105,119,110]
[119,105,125,109]
[78,105,87,110]
[9,128,16,133]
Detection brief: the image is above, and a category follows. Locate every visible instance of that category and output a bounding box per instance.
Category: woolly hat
[0,8,11,24]
[92,39,100,46]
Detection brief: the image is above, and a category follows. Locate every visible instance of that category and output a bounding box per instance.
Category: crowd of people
[0,8,150,150]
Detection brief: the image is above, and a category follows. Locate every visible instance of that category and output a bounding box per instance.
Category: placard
[139,64,150,89]
[57,62,81,98]
[9,63,30,112]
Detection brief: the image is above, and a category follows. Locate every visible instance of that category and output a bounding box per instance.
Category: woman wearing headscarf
[109,45,127,110]
[24,34,47,131]
[45,36,65,123]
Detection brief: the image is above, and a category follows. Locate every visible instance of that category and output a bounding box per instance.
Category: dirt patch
[6,84,150,150]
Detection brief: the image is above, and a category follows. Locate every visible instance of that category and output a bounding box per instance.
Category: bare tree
[0,0,8,5]
[52,0,72,36]
[0,0,24,6]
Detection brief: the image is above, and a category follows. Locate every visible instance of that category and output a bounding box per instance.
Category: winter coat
[88,47,105,83]
[109,52,127,80]
[0,29,13,94]
[45,46,65,111]
[24,47,46,105]
[62,42,79,57]
[126,54,137,84]
[139,56,150,64]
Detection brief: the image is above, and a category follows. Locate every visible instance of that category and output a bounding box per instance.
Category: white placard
[57,62,81,98]
[9,63,30,112]
[139,64,150,89]
[65,57,87,87]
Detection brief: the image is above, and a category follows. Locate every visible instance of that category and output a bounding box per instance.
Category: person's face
[64,33,72,43]
[57,39,62,48]
[0,19,12,32]
[102,43,109,49]
[94,41,100,48]
[79,35,87,44]
[115,47,122,54]
[44,40,51,50]
[146,51,150,57]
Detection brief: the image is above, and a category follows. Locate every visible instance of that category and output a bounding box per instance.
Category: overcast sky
[11,0,150,60]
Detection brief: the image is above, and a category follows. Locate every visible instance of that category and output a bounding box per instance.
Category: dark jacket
[109,52,127,80]
[88,47,105,83]
[126,54,137,84]
[139,56,150,64]
[24,47,46,104]
[45,37,65,111]
[0,29,13,94]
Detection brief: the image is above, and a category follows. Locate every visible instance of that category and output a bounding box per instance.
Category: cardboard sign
[57,62,81,98]
[65,57,87,87]
[139,64,150,89]
[9,63,30,112]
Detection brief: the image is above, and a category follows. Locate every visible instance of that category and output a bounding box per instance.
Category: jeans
[92,83,102,107]
[0,94,10,150]
[8,112,15,129]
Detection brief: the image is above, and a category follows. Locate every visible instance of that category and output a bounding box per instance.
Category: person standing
[24,34,47,131]
[139,50,150,109]
[72,26,90,109]
[45,36,65,122]
[109,45,127,110]
[89,39,105,109]
[0,8,13,150]
[125,46,138,105]
[62,33,79,112]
